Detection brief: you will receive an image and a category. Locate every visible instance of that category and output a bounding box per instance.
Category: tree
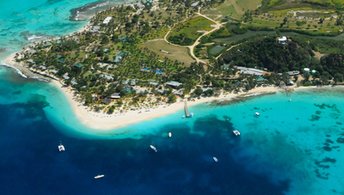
[167,94,177,103]
[193,87,203,97]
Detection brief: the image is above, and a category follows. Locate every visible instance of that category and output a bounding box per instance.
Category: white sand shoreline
[44,80,344,130]
[52,79,280,130]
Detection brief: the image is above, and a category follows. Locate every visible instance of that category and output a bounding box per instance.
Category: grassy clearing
[261,0,344,10]
[143,40,195,66]
[243,8,343,35]
[168,16,214,46]
[203,0,262,20]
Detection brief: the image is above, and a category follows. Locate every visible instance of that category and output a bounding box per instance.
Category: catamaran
[232,130,241,136]
[58,143,65,152]
[184,101,193,118]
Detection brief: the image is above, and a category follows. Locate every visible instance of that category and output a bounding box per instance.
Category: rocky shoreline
[69,0,123,21]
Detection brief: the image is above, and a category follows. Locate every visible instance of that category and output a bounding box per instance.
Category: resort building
[103,16,113,25]
[62,73,70,80]
[110,93,121,99]
[71,78,78,86]
[287,71,300,76]
[114,51,125,63]
[235,66,267,76]
[166,81,182,88]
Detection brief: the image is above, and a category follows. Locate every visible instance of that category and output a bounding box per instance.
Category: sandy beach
[51,79,280,130]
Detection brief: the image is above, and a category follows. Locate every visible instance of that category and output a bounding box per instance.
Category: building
[100,74,114,81]
[71,78,78,86]
[277,36,288,45]
[166,81,182,88]
[303,68,310,72]
[90,25,100,33]
[235,66,267,76]
[149,81,159,86]
[114,51,125,63]
[62,73,70,80]
[110,93,121,99]
[103,16,112,25]
[287,71,300,76]
[73,63,83,69]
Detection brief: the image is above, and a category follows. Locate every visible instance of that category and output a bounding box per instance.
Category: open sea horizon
[0,0,344,194]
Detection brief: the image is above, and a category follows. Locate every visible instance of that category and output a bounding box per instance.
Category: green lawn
[243,8,343,35]
[143,40,195,66]
[203,0,262,20]
[168,16,214,46]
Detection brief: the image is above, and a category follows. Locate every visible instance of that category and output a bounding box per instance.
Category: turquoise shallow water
[0,0,127,59]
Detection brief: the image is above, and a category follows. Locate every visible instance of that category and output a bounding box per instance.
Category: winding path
[162,11,224,65]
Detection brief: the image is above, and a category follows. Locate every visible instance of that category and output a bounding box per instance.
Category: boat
[213,156,218,162]
[168,132,172,138]
[58,143,65,152]
[94,174,105,179]
[150,145,157,152]
[184,101,193,118]
[232,130,241,136]
[255,112,260,116]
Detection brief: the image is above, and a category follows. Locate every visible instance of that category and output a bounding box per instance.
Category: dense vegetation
[219,35,344,84]
[261,0,344,10]
[220,37,316,72]
[320,54,344,82]
[168,16,214,46]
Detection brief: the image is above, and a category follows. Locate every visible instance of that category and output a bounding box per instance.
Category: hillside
[262,0,344,10]
[219,36,316,72]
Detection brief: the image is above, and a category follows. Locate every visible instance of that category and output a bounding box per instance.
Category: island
[5,0,344,129]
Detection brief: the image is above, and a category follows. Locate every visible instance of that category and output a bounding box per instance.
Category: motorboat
[232,130,241,136]
[58,144,65,152]
[94,175,105,179]
[168,132,172,138]
[213,156,218,162]
[150,145,157,152]
[255,112,260,116]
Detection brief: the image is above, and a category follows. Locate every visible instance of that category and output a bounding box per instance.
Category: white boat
[150,145,157,152]
[168,132,172,138]
[232,130,241,136]
[255,112,260,116]
[94,174,105,179]
[213,156,218,162]
[58,144,65,152]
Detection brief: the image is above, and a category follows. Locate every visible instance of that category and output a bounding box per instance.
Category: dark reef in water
[310,114,321,121]
[337,137,344,144]
[314,157,337,179]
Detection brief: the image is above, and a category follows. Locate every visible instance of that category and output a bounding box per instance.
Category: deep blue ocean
[0,1,344,194]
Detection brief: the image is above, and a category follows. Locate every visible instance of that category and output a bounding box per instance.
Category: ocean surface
[0,0,128,59]
[0,1,344,194]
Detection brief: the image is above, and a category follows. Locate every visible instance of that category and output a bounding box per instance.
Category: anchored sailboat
[184,101,193,118]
